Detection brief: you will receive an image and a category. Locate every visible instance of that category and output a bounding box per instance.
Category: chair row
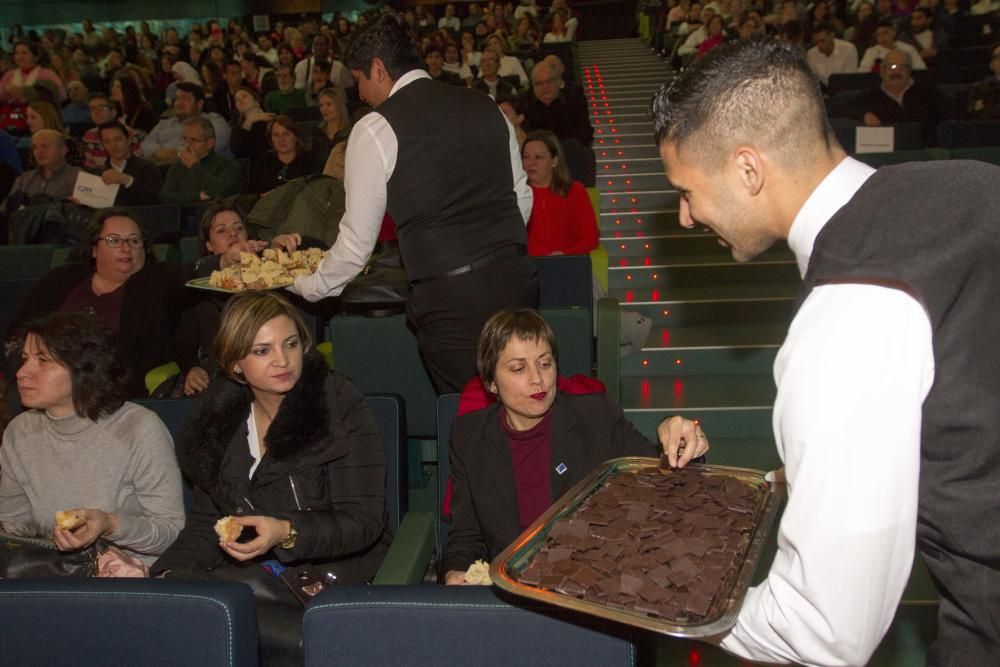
[828,118,1000,152]
[0,579,639,667]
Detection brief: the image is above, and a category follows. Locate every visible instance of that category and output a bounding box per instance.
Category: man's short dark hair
[97,120,128,138]
[345,14,423,80]
[651,38,834,167]
[18,311,130,421]
[175,81,205,101]
[424,43,444,58]
[223,58,241,70]
[876,18,896,31]
[911,7,932,20]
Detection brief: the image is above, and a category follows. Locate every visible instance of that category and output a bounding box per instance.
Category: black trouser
[407,254,539,394]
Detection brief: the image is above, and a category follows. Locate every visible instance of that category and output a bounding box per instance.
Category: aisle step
[597,172,669,190]
[636,298,796,327]
[610,280,799,304]
[609,261,800,289]
[606,235,793,260]
[623,346,778,376]
[600,190,681,212]
[600,210,679,233]
[642,322,789,349]
[595,145,661,160]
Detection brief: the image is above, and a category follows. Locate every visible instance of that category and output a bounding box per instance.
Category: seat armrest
[373,511,436,585]
[596,297,621,404]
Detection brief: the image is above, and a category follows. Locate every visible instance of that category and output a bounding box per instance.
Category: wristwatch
[279,524,298,550]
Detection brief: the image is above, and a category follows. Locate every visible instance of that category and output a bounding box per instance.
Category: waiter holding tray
[652,38,1000,665]
[287,15,538,394]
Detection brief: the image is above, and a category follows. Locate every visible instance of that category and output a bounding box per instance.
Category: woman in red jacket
[521,129,598,257]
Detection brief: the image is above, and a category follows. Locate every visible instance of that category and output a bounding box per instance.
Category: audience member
[509,16,541,62]
[312,87,351,180]
[484,34,530,88]
[160,117,243,204]
[474,47,517,98]
[858,19,927,71]
[861,48,940,144]
[440,3,462,32]
[678,5,717,57]
[141,83,232,165]
[3,130,79,210]
[111,73,157,133]
[166,61,202,104]
[174,203,267,397]
[3,209,234,403]
[0,41,67,105]
[0,311,184,566]
[442,43,474,85]
[248,116,316,194]
[521,130,597,257]
[697,14,729,57]
[304,60,334,106]
[230,86,275,160]
[216,59,243,123]
[521,61,593,148]
[898,7,949,65]
[151,291,390,665]
[94,121,161,206]
[240,52,278,97]
[265,64,307,114]
[442,309,705,582]
[424,44,465,85]
[22,101,84,168]
[967,43,1000,120]
[463,2,485,30]
[807,21,860,86]
[61,81,91,126]
[199,61,228,117]
[256,33,279,66]
[543,9,576,42]
[82,92,143,171]
[460,30,483,70]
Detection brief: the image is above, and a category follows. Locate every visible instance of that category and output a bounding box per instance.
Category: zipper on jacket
[241,497,256,513]
[289,476,303,510]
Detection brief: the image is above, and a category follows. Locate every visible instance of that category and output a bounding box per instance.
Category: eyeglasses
[97,234,144,248]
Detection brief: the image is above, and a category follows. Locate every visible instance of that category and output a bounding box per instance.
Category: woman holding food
[441,309,709,584]
[151,291,390,665]
[0,311,185,566]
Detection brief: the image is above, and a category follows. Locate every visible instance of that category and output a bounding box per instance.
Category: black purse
[339,240,410,317]
[0,531,103,579]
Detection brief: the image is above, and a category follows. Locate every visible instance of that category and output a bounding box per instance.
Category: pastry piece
[214,516,243,543]
[464,559,492,585]
[55,510,85,530]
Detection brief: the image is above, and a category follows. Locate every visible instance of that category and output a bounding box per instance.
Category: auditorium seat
[0,244,58,341]
[0,578,258,667]
[937,120,1000,148]
[303,585,639,667]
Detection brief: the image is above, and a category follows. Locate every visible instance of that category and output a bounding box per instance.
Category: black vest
[376,77,527,281]
[796,161,1000,662]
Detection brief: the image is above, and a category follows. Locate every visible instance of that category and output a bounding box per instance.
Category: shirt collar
[389,69,431,97]
[787,156,875,277]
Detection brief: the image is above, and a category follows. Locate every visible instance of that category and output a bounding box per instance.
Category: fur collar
[177,351,331,489]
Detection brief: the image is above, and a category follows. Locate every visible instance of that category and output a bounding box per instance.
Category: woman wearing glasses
[4,208,249,407]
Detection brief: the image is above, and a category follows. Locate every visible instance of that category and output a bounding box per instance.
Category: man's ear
[370,57,387,82]
[733,147,764,197]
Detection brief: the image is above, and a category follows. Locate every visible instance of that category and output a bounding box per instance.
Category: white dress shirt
[291,69,533,302]
[858,41,927,72]
[718,157,935,665]
[807,39,859,86]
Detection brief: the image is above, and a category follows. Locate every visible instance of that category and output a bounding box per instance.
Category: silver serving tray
[489,457,785,637]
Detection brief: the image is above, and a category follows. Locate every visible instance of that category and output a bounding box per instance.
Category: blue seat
[535,253,593,316]
[134,398,199,511]
[0,578,258,667]
[303,585,638,667]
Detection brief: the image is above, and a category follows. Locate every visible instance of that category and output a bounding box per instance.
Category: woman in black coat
[152,291,389,665]
[441,309,710,584]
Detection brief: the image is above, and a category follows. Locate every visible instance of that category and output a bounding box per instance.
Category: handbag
[0,531,103,578]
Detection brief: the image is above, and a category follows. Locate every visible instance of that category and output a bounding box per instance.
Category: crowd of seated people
[640,0,1000,143]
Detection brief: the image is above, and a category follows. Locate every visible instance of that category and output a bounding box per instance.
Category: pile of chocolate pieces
[516,467,761,622]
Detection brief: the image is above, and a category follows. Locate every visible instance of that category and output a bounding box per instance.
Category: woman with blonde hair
[311,87,351,180]
[152,290,389,664]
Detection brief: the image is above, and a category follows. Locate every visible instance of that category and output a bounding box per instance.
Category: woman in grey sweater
[0,312,184,565]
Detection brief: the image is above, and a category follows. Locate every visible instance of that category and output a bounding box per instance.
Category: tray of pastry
[186,247,324,293]
[489,458,784,638]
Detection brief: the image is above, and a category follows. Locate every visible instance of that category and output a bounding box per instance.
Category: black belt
[409,245,526,286]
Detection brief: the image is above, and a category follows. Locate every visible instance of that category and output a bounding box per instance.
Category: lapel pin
[555,463,567,475]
